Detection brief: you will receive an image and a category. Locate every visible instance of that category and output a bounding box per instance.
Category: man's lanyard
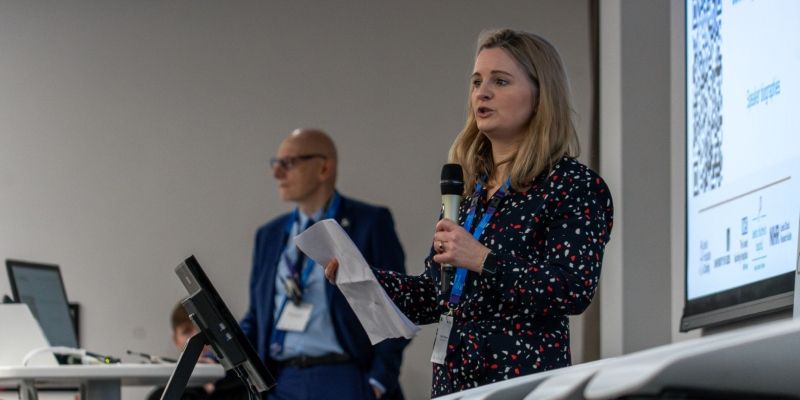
[281,191,341,296]
[269,192,341,357]
[448,178,510,306]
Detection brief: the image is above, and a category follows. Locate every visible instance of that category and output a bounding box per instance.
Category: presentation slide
[686,0,800,300]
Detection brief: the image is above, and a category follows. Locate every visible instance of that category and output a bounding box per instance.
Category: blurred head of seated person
[171,301,213,363]
[146,303,249,400]
[325,29,614,397]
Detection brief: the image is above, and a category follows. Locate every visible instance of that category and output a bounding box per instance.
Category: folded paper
[294,219,420,344]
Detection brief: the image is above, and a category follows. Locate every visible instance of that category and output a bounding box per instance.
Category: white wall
[0,1,594,399]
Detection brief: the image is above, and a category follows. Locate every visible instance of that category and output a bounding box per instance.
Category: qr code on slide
[691,0,723,197]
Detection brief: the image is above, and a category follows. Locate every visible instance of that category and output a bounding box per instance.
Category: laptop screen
[6,259,78,348]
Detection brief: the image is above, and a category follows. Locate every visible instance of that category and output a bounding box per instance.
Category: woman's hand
[432,219,491,273]
[324,258,339,284]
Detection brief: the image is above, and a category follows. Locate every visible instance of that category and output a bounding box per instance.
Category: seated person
[147,303,248,400]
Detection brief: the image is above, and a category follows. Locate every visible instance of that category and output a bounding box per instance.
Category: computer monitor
[162,255,275,399]
[6,259,78,349]
[682,0,800,331]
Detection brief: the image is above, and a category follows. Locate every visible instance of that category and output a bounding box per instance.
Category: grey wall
[599,0,676,356]
[669,0,696,343]
[598,0,739,357]
[617,0,672,353]
[0,1,594,399]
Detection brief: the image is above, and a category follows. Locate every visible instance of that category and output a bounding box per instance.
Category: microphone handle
[441,194,462,294]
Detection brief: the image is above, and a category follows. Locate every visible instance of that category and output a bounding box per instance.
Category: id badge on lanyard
[430,314,454,364]
[274,193,341,332]
[275,302,314,332]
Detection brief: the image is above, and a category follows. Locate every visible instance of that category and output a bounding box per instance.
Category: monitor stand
[161,333,209,400]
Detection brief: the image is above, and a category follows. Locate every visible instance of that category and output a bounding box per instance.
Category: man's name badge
[276,302,313,332]
[430,314,453,365]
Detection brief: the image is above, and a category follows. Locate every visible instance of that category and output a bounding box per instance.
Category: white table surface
[0,363,224,386]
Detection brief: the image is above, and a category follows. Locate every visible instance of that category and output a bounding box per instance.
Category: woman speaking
[327,29,613,397]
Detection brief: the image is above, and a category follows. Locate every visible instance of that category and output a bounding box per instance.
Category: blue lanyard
[270,192,342,354]
[282,192,341,290]
[449,178,510,306]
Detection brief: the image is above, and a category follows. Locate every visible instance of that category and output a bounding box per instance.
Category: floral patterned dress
[375,157,614,397]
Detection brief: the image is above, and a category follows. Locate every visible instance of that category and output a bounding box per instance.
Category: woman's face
[471,47,537,142]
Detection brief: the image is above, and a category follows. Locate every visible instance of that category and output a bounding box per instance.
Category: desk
[434,358,618,400]
[583,318,800,399]
[433,318,800,400]
[0,363,225,400]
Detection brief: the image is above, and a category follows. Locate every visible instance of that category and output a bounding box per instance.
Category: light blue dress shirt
[272,209,344,360]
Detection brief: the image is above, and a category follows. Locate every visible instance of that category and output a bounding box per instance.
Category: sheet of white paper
[294,219,420,344]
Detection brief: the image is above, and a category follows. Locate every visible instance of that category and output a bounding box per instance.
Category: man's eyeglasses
[269,154,327,170]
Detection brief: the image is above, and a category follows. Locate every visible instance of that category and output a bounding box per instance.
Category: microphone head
[440,164,464,195]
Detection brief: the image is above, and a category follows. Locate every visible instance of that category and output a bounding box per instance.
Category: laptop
[6,259,80,353]
[0,303,59,366]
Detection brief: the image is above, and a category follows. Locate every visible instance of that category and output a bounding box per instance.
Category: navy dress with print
[376,157,614,397]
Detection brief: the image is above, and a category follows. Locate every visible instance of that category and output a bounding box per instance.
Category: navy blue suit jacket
[240,194,409,395]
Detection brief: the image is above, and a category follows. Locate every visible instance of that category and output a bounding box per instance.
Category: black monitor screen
[175,255,275,393]
[6,259,78,348]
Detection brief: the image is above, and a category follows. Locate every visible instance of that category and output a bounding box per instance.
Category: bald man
[240,129,409,400]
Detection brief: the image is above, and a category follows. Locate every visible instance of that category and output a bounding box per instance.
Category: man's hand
[324,258,339,284]
[371,383,383,399]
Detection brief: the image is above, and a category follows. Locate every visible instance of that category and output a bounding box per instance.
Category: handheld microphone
[440,164,464,294]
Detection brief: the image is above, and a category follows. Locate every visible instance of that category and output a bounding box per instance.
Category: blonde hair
[449,29,580,193]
